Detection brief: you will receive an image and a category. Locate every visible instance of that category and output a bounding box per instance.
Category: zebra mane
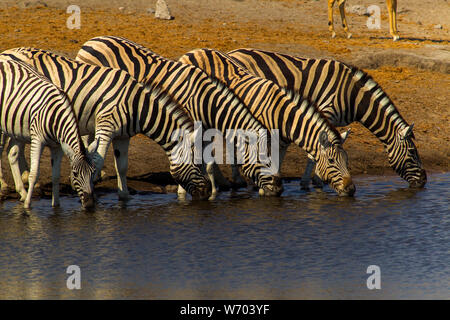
[342,62,412,138]
[142,81,193,130]
[282,88,343,144]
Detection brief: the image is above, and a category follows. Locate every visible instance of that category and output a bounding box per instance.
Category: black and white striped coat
[0,48,211,200]
[0,59,96,208]
[179,48,355,196]
[227,48,426,188]
[75,36,282,197]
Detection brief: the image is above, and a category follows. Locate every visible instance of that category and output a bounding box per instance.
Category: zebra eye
[73,171,78,178]
[328,158,335,164]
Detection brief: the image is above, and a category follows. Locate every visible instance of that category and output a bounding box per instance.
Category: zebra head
[385,123,426,188]
[315,130,355,196]
[69,154,96,208]
[239,130,283,197]
[169,128,212,200]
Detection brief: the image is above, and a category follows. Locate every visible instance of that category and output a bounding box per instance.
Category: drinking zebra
[0,59,96,208]
[0,48,212,200]
[75,36,283,198]
[178,49,355,196]
[226,48,426,188]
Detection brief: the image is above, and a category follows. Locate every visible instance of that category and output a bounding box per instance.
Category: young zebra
[179,49,355,197]
[75,36,283,198]
[0,48,211,200]
[226,48,426,188]
[0,59,96,208]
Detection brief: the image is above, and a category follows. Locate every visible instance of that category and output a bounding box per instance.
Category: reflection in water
[0,174,448,299]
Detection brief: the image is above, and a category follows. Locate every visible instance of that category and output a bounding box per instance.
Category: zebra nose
[410,169,427,188]
[272,175,283,187]
[82,192,95,208]
[339,176,356,197]
[342,176,353,189]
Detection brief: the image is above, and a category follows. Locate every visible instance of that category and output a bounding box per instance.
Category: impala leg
[328,0,337,38]
[338,0,352,38]
[24,140,44,209]
[112,138,131,200]
[50,147,63,207]
[387,0,399,41]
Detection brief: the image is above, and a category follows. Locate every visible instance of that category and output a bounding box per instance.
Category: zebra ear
[399,123,414,140]
[319,131,331,149]
[340,128,351,144]
[88,137,100,155]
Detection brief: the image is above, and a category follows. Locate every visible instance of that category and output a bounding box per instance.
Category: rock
[118,7,125,12]
[434,24,443,29]
[155,0,173,20]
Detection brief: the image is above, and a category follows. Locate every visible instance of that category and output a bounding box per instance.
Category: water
[0,173,448,299]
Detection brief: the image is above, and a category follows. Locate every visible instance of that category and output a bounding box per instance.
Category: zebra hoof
[392,35,400,41]
[331,31,336,39]
[300,179,310,190]
[347,33,352,39]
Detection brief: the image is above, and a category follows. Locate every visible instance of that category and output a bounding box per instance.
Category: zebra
[226,48,426,188]
[75,36,283,198]
[0,59,96,208]
[178,48,355,196]
[0,48,212,200]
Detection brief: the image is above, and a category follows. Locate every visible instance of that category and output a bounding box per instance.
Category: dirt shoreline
[0,0,448,199]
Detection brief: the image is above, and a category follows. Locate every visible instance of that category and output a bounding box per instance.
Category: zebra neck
[351,71,408,145]
[285,99,341,160]
[60,142,83,163]
[142,57,203,106]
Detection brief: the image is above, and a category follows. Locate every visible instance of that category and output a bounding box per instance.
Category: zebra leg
[0,133,9,192]
[24,139,44,209]
[231,164,248,188]
[88,136,111,180]
[338,0,352,39]
[112,138,131,200]
[18,143,30,185]
[301,158,315,190]
[7,140,27,201]
[212,162,232,191]
[206,162,218,200]
[177,184,187,200]
[50,147,63,207]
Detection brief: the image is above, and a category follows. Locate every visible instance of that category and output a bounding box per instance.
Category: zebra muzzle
[81,192,95,208]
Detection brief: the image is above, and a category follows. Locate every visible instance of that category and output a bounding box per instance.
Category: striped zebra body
[179,48,355,196]
[0,59,96,208]
[75,36,282,197]
[227,48,426,188]
[0,48,211,200]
